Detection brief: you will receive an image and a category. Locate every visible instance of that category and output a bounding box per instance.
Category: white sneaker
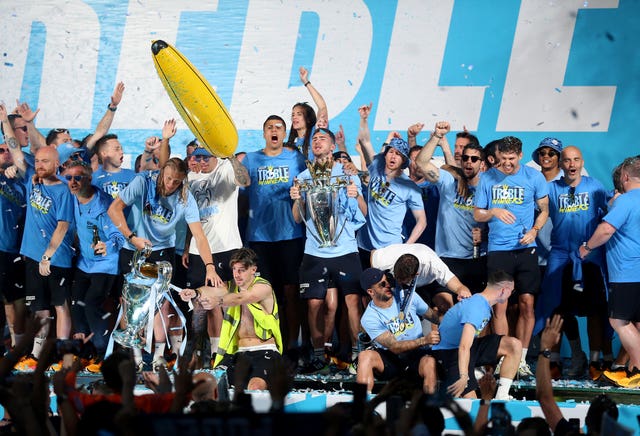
[517,360,534,378]
[494,393,514,401]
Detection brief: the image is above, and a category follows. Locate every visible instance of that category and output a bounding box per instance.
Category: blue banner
[1,0,636,187]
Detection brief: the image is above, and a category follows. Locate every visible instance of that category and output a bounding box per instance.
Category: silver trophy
[295,160,349,248]
[112,245,173,348]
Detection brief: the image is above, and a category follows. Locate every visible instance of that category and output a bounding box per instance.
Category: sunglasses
[0,149,9,154]
[568,186,576,202]
[70,152,84,161]
[54,128,70,135]
[193,155,211,162]
[375,280,390,288]
[14,126,28,132]
[64,174,87,182]
[538,149,558,158]
[461,155,481,163]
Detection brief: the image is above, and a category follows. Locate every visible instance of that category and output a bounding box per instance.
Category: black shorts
[118,247,176,276]
[369,347,433,381]
[433,334,502,396]
[0,251,25,303]
[24,257,72,310]
[487,248,540,296]
[608,282,640,322]
[558,262,606,317]
[172,253,189,289]
[441,256,487,295]
[415,282,454,308]
[187,249,238,287]
[299,253,362,300]
[216,348,282,389]
[250,239,304,293]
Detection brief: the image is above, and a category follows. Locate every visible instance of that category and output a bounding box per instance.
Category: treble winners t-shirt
[242,148,306,242]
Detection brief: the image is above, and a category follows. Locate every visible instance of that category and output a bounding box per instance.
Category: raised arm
[536,315,565,432]
[299,67,328,126]
[85,81,125,150]
[1,104,27,174]
[415,121,451,183]
[406,123,424,148]
[356,102,375,165]
[157,118,176,167]
[228,155,250,187]
[15,100,45,152]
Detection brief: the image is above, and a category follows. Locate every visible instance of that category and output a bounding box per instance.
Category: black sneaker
[299,357,330,375]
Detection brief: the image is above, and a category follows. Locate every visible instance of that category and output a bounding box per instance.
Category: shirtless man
[180,248,282,390]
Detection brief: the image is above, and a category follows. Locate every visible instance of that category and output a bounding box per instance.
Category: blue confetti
[591,121,600,127]
[554,88,562,93]
[4,62,13,67]
[347,79,352,86]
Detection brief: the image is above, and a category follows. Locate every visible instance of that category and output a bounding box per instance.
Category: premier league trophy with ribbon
[295,160,349,248]
[112,245,172,350]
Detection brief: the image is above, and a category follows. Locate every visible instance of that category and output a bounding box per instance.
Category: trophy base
[112,329,144,349]
[317,241,338,248]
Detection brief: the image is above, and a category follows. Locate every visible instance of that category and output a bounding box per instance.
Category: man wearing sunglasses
[415,121,488,296]
[63,161,125,371]
[474,136,549,379]
[356,267,440,394]
[3,106,76,371]
[184,143,250,365]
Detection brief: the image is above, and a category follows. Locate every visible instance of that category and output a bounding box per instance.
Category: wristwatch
[127,232,136,241]
[41,254,50,262]
[582,242,592,252]
[539,349,551,359]
[107,103,117,112]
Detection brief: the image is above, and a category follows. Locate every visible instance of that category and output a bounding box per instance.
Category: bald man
[5,139,75,370]
[534,146,610,379]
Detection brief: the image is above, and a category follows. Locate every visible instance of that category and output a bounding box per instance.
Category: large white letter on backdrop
[232,0,372,130]
[113,0,219,130]
[497,0,618,131]
[0,1,100,129]
[375,0,486,132]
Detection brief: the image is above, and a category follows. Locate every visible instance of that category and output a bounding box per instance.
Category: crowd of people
[0,66,638,434]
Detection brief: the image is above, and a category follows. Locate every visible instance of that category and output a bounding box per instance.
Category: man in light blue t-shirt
[290,128,366,372]
[433,270,521,399]
[241,115,306,357]
[580,155,640,387]
[415,121,487,294]
[474,136,549,378]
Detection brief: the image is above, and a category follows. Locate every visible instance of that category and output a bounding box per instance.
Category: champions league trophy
[112,245,172,348]
[295,160,349,248]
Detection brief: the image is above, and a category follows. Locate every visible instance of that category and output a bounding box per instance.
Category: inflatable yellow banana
[151,40,238,158]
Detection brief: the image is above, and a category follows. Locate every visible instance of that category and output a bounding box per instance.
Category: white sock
[495,377,513,399]
[169,335,183,354]
[210,337,220,356]
[153,342,166,360]
[133,347,143,365]
[521,348,528,362]
[32,337,46,359]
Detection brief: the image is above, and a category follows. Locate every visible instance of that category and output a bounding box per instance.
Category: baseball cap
[532,137,563,165]
[192,146,213,157]
[360,268,385,290]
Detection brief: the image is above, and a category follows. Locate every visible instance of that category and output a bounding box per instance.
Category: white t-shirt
[188,159,242,254]
[371,243,455,288]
